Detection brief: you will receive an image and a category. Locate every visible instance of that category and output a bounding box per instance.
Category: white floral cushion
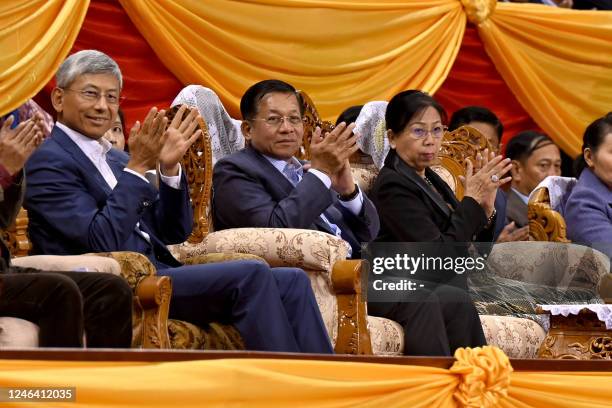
[0,317,39,348]
[171,228,350,275]
[367,315,404,355]
[480,315,546,359]
[488,242,609,288]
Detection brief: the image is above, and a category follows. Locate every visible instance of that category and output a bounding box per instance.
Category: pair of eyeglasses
[62,88,125,105]
[250,116,305,127]
[409,125,448,139]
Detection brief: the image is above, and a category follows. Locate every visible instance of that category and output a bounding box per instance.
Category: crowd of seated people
[2,46,609,356]
[20,50,334,354]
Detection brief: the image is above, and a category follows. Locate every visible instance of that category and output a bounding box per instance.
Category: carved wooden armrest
[89,251,171,349]
[331,259,372,354]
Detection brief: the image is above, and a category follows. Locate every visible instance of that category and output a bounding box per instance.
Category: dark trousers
[0,269,132,348]
[368,284,486,356]
[157,260,334,353]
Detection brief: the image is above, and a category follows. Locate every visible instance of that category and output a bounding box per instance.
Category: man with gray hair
[24,50,334,353]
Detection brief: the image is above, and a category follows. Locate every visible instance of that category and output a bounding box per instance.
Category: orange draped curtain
[2,1,612,152]
[0,0,89,115]
[1,347,612,407]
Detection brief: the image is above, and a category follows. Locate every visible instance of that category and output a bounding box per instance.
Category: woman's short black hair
[335,105,363,126]
[385,90,447,134]
[574,112,612,176]
[505,130,554,163]
[448,106,503,141]
[240,79,303,120]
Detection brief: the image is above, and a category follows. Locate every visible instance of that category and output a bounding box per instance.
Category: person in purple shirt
[566,112,612,260]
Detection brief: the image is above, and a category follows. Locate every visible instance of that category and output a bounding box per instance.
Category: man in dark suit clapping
[213,80,379,258]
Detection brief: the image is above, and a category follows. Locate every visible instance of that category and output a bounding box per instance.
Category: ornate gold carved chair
[431,125,496,199]
[167,106,375,354]
[1,212,172,349]
[527,176,577,242]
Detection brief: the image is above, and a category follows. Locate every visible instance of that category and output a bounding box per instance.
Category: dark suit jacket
[566,168,612,259]
[493,189,507,240]
[370,149,492,244]
[24,125,192,268]
[505,189,528,228]
[212,146,380,258]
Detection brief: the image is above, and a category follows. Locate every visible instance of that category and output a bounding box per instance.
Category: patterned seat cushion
[479,314,546,359]
[365,314,545,358]
[367,316,404,355]
[168,319,244,350]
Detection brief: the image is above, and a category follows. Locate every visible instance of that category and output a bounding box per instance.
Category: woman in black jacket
[367,90,512,356]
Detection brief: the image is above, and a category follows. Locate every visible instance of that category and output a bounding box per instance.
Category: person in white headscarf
[172,85,243,164]
[354,101,389,169]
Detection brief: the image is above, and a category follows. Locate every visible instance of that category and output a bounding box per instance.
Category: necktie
[283,162,301,186]
[282,162,345,249]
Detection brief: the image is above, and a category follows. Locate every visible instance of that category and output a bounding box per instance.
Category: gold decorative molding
[433,125,495,200]
[528,187,570,242]
[1,208,31,257]
[166,107,214,243]
[297,90,334,161]
[537,309,612,360]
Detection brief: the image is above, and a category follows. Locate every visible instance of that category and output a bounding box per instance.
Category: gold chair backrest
[527,187,570,242]
[166,106,214,243]
[432,125,495,200]
[297,90,334,161]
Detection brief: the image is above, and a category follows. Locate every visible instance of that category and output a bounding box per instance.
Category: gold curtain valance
[1,347,612,407]
[118,0,466,120]
[0,0,89,116]
[479,3,612,157]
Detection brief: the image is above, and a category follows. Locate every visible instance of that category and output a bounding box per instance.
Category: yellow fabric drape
[118,0,465,121]
[478,3,612,157]
[1,352,611,407]
[0,0,89,116]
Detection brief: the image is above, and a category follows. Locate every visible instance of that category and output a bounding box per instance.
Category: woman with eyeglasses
[371,90,511,247]
[366,90,601,356]
[366,90,512,356]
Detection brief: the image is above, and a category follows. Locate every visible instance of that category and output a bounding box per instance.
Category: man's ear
[584,148,594,168]
[241,120,252,144]
[51,87,64,116]
[510,159,522,181]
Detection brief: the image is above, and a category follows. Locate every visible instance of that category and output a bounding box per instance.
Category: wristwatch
[338,184,359,201]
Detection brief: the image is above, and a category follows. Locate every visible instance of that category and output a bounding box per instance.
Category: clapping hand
[158,105,202,176]
[309,122,359,194]
[460,149,512,217]
[0,114,44,175]
[496,222,530,242]
[126,107,168,175]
